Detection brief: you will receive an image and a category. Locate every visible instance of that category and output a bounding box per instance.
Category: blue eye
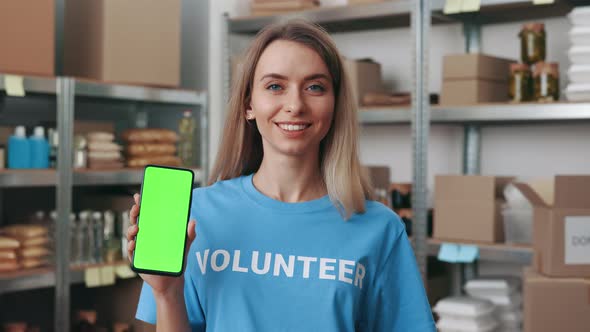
[267,84,282,91]
[307,84,325,92]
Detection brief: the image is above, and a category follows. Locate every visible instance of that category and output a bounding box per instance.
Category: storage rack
[224,0,587,294]
[0,74,208,331]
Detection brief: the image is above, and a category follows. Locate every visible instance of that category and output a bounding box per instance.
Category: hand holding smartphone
[130,165,195,277]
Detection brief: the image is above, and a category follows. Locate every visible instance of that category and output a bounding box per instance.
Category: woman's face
[248,40,335,160]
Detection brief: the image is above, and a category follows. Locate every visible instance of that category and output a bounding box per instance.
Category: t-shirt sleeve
[367,220,436,331]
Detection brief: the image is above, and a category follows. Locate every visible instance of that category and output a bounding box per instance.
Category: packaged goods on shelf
[250,0,319,16]
[86,131,124,170]
[465,277,523,331]
[533,62,559,102]
[0,224,52,271]
[519,23,546,65]
[568,6,590,27]
[63,0,181,86]
[434,296,500,332]
[440,54,514,106]
[502,183,534,244]
[512,176,590,277]
[0,1,55,76]
[569,26,590,45]
[568,65,590,84]
[343,58,386,106]
[565,83,590,101]
[524,268,590,332]
[121,128,181,168]
[319,0,383,6]
[568,46,590,65]
[434,175,514,243]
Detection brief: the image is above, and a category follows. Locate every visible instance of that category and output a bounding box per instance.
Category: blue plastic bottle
[30,126,50,169]
[8,126,31,169]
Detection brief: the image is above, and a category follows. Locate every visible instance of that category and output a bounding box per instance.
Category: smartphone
[131,165,195,276]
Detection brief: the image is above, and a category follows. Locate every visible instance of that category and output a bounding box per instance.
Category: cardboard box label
[565,216,590,264]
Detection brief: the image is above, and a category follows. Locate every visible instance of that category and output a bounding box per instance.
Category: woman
[128,19,435,331]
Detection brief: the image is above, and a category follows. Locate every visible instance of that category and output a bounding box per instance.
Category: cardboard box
[442,53,514,82]
[434,175,514,243]
[440,53,514,106]
[524,268,590,332]
[514,176,590,277]
[343,58,385,106]
[0,1,55,76]
[64,0,181,87]
[440,79,508,106]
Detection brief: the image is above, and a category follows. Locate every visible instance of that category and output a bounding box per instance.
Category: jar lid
[522,22,545,33]
[533,61,559,76]
[510,63,530,73]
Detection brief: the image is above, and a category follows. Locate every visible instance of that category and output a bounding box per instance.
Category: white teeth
[278,124,308,131]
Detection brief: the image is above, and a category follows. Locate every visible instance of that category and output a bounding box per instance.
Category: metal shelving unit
[0,73,208,331]
[359,102,590,124]
[225,0,586,295]
[0,261,131,295]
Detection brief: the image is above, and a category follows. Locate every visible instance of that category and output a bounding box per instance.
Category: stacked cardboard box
[250,0,319,16]
[434,175,514,243]
[517,176,590,332]
[440,54,514,106]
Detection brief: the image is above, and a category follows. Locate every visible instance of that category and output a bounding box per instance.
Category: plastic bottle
[178,110,195,167]
[30,126,50,169]
[8,126,31,169]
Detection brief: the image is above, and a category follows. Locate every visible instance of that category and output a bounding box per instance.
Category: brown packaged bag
[0,259,20,272]
[126,143,177,157]
[121,128,179,143]
[0,236,20,249]
[127,155,181,168]
[18,246,51,259]
[21,236,50,248]
[87,132,115,142]
[2,225,48,239]
[0,250,17,260]
[20,257,49,269]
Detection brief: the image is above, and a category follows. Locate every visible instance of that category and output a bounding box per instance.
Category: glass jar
[509,63,533,102]
[519,23,546,65]
[534,62,559,102]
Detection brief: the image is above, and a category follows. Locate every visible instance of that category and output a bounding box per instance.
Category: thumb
[187,219,197,245]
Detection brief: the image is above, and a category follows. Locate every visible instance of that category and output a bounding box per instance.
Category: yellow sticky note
[444,0,463,14]
[4,75,25,97]
[100,266,116,286]
[84,267,101,288]
[461,0,481,12]
[533,0,554,4]
[115,264,137,279]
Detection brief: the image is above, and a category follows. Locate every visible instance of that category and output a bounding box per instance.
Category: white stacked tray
[434,296,499,332]
[567,7,590,101]
[465,277,523,332]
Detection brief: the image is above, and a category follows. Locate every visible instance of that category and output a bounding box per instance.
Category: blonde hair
[209,19,373,219]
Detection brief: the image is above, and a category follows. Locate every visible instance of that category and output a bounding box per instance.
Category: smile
[275,123,311,132]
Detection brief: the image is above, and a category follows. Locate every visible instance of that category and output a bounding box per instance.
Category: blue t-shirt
[136,174,435,331]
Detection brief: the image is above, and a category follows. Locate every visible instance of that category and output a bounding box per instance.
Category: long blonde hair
[209,19,373,219]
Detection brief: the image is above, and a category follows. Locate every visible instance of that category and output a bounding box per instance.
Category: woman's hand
[127,193,197,298]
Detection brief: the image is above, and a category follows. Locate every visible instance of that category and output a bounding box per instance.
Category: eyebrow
[259,73,331,82]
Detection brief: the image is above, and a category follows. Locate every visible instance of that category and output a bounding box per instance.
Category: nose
[284,89,304,115]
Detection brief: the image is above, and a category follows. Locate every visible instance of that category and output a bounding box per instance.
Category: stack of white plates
[465,277,523,332]
[434,296,499,332]
[566,6,590,101]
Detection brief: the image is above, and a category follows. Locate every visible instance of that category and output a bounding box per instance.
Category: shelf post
[411,0,431,284]
[55,77,75,332]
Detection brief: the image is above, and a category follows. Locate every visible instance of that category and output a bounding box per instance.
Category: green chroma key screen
[132,165,194,276]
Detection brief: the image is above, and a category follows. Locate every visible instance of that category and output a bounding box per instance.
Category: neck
[253,153,326,203]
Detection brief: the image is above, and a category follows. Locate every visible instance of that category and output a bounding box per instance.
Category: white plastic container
[501,208,533,244]
[565,83,590,101]
[568,46,590,65]
[570,27,590,45]
[437,316,499,332]
[434,297,496,319]
[465,277,521,297]
[568,65,590,84]
[569,6,590,26]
